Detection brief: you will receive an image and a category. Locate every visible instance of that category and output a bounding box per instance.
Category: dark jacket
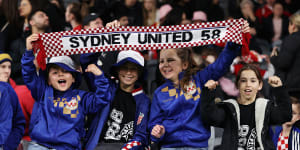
[271,31,300,93]
[200,86,292,150]
[261,15,289,43]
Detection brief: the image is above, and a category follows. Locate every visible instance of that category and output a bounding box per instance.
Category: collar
[53,85,75,97]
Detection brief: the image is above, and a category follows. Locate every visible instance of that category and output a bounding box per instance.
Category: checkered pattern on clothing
[277,132,289,150]
[121,141,142,150]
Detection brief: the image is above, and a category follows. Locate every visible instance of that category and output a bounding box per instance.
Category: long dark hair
[174,48,200,92]
[68,2,82,23]
[160,7,184,26]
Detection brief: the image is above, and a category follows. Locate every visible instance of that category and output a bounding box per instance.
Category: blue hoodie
[0,82,13,146]
[21,50,110,149]
[148,42,240,148]
[80,52,150,150]
[4,82,25,150]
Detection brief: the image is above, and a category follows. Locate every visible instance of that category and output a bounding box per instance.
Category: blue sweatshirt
[148,42,240,148]
[4,82,25,150]
[21,50,110,150]
[80,55,151,150]
[0,82,13,146]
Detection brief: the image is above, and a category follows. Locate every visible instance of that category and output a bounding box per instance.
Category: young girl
[200,64,292,150]
[148,21,249,149]
[22,34,111,150]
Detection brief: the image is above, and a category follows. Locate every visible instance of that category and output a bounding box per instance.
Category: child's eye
[251,79,257,83]
[167,58,175,62]
[240,79,246,82]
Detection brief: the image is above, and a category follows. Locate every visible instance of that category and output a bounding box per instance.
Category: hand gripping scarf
[32,18,246,70]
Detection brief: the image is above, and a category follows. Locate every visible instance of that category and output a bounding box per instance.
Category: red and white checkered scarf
[32,19,245,70]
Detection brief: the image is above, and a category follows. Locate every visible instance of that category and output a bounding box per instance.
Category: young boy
[273,95,300,149]
[81,50,150,150]
[22,34,111,149]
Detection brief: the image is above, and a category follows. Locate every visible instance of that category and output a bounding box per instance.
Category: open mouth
[244,89,252,94]
[58,79,66,84]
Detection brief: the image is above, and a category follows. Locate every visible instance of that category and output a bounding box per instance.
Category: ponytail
[175,48,201,92]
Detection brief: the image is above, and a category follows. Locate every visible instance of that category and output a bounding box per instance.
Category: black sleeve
[200,87,227,127]
[269,86,292,125]
[271,34,299,80]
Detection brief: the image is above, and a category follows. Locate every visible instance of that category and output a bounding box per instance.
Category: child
[0,82,14,150]
[273,96,300,149]
[0,51,26,150]
[200,64,292,149]
[82,50,150,150]
[148,21,249,149]
[22,34,111,150]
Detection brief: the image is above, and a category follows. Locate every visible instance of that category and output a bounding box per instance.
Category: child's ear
[182,61,189,70]
[258,81,263,91]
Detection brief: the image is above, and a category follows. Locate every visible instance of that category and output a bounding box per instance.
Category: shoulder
[0,81,11,87]
[283,31,300,43]
[133,88,150,104]
[154,82,170,94]
[0,82,14,93]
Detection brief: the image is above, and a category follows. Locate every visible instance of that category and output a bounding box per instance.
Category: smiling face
[159,49,188,84]
[0,61,11,82]
[118,62,139,91]
[237,69,262,104]
[48,66,75,92]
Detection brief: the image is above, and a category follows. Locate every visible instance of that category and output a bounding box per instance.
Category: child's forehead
[120,62,139,68]
[48,65,66,71]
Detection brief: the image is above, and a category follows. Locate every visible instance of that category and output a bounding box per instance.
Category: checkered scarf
[32,19,245,70]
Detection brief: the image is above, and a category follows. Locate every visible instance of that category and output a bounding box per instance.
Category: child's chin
[54,86,69,92]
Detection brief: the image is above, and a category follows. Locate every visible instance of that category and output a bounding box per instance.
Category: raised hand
[105,20,120,28]
[204,80,219,90]
[26,34,39,50]
[242,20,250,33]
[268,76,283,87]
[85,64,103,76]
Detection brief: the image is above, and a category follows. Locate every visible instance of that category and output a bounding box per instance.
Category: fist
[204,80,218,90]
[85,64,103,76]
[268,76,282,87]
[151,125,165,138]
